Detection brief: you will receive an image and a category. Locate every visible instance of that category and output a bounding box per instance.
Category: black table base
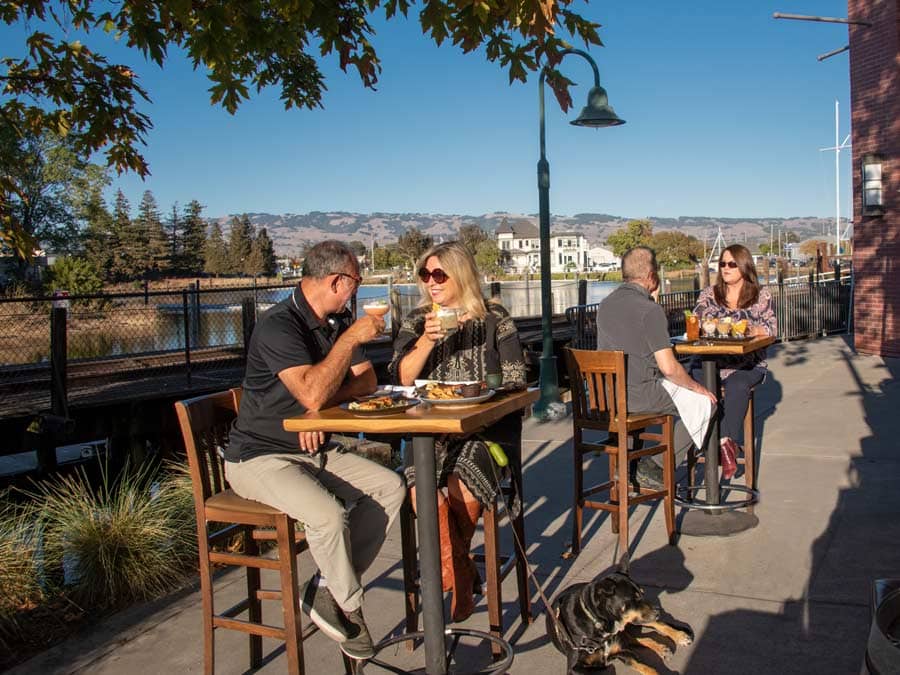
[675,358,759,537]
[679,509,759,536]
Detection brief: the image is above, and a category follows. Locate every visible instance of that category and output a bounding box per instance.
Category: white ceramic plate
[421,389,495,407]
[341,400,419,416]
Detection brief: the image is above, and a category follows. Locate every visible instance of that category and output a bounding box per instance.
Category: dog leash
[484,450,605,656]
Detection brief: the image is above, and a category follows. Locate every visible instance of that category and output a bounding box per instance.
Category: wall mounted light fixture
[861,154,884,217]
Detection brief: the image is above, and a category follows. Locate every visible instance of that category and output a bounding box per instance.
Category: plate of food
[415,381,495,406]
[343,395,419,416]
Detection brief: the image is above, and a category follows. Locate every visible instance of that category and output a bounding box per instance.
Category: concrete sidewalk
[11,335,900,674]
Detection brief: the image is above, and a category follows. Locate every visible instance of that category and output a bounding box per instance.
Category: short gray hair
[621,246,658,283]
[301,240,357,279]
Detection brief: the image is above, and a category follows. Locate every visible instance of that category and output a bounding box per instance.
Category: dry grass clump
[0,497,43,648]
[31,461,197,608]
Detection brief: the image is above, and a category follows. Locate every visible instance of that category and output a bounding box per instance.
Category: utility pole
[819,100,850,257]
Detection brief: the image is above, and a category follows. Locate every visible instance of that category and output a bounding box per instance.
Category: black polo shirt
[594,282,673,413]
[227,285,366,461]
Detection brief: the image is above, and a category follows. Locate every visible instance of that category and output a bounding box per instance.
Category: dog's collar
[578,593,606,631]
[554,607,606,655]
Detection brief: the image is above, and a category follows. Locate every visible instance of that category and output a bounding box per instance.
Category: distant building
[495,220,589,273]
[588,246,619,270]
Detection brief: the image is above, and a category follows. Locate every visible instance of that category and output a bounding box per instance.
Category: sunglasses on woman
[719,260,739,269]
[418,268,450,283]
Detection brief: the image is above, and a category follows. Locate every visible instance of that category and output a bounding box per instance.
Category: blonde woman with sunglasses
[692,244,777,479]
[388,240,526,622]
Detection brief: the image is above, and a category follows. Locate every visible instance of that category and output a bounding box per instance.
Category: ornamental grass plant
[0,495,43,649]
[31,460,197,608]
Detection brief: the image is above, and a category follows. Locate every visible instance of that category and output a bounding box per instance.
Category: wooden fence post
[777,268,785,341]
[182,290,192,387]
[37,305,68,473]
[241,297,257,358]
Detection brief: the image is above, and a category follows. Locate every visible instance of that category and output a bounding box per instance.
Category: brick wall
[848,0,900,357]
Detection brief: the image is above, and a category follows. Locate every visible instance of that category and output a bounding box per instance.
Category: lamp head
[570,85,625,127]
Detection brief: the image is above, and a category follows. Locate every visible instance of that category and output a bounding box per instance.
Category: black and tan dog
[546,572,693,674]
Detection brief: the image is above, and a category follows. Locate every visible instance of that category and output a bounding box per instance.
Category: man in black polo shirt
[226,240,405,660]
[595,246,716,488]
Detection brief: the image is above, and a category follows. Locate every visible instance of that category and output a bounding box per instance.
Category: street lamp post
[533,48,625,419]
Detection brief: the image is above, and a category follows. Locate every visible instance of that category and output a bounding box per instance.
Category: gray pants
[629,380,697,468]
[225,447,406,612]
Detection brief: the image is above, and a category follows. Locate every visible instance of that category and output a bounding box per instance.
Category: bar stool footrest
[363,628,514,674]
[675,484,758,512]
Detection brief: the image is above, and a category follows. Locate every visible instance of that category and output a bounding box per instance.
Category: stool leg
[572,444,584,554]
[663,418,676,545]
[199,529,215,675]
[743,394,755,491]
[744,393,756,515]
[277,517,304,675]
[616,438,630,559]
[398,498,419,651]
[608,452,619,534]
[512,510,532,624]
[245,530,263,668]
[483,507,503,657]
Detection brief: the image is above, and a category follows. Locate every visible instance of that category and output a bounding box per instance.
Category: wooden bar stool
[399,471,532,655]
[564,348,677,558]
[175,388,353,675]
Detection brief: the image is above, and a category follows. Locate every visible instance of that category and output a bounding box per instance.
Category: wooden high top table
[284,387,539,675]
[673,335,775,536]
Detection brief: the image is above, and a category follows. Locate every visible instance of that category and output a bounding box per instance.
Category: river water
[88,278,695,358]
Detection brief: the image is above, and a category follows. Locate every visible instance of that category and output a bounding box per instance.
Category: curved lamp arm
[538,49,602,162]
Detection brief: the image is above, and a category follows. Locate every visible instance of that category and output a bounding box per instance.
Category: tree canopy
[605,219,653,258]
[2,0,603,256]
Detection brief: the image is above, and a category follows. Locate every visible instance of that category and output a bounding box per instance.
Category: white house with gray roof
[495,220,590,273]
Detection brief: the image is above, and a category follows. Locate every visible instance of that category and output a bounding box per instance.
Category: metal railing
[565,274,853,350]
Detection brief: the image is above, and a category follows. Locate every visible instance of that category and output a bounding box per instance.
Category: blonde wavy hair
[415,241,487,320]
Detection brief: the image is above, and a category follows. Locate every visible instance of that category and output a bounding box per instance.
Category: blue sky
[5,2,854,221]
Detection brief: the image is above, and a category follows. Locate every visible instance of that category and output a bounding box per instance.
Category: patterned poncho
[388,300,527,387]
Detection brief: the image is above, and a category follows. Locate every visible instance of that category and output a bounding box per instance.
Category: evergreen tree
[134,191,169,275]
[203,222,228,276]
[79,182,114,280]
[167,203,180,270]
[248,227,277,276]
[227,214,254,275]
[82,204,115,281]
[458,224,489,257]
[179,200,207,275]
[109,190,133,280]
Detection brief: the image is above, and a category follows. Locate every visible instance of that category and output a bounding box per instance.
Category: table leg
[678,357,759,536]
[701,358,721,508]
[412,435,447,675]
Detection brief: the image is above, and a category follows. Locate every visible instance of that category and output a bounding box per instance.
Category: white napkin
[660,379,715,448]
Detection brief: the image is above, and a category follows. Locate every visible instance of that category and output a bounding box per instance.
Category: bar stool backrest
[565,348,628,432]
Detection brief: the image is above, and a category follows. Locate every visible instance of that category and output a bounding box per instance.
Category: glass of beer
[362,298,390,318]
[437,307,462,334]
[685,313,700,341]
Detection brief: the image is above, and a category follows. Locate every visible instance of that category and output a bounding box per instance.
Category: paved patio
[12,335,900,674]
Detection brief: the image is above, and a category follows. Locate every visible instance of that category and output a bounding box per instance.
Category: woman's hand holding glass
[422,311,446,342]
